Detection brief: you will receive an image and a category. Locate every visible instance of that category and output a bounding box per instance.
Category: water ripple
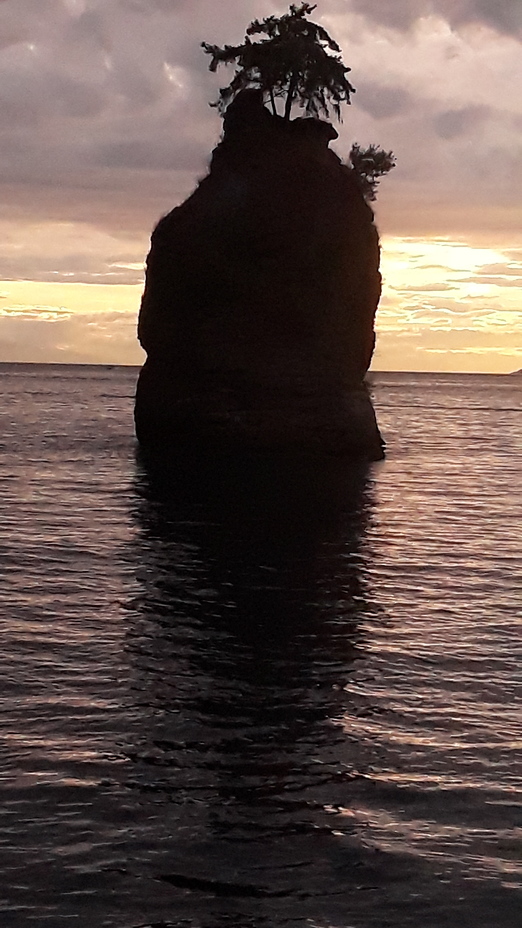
[0,365,520,927]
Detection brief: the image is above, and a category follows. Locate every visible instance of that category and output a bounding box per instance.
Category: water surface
[0,364,520,927]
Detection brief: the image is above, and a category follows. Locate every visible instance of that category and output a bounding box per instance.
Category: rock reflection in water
[125,450,382,923]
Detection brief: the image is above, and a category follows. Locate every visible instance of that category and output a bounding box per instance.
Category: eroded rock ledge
[135,91,384,460]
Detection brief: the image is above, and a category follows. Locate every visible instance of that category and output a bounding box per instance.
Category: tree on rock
[202,3,356,121]
[349,143,396,202]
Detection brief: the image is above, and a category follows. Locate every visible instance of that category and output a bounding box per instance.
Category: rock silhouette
[135,91,384,459]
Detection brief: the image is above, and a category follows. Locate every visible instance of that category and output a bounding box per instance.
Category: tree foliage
[349,143,396,202]
[201,3,355,121]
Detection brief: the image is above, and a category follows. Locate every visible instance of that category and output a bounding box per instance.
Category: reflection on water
[123,450,392,922]
[120,443,521,927]
[1,368,520,927]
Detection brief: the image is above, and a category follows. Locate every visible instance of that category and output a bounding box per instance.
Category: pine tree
[202,3,355,122]
[349,143,396,202]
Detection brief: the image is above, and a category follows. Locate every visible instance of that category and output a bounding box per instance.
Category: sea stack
[135,90,384,460]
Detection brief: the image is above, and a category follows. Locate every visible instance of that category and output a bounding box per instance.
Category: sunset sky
[1,0,521,372]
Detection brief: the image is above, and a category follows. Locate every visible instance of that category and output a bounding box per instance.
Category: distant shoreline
[0,361,519,376]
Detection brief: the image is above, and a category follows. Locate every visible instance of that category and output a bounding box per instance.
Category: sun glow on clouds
[0,219,146,286]
[374,237,522,372]
[0,280,144,365]
[0,235,520,371]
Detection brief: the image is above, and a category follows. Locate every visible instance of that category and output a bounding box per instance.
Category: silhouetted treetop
[349,143,396,202]
[202,3,356,121]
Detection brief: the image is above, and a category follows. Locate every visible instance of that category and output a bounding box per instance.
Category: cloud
[433,105,489,139]
[0,308,143,364]
[372,319,522,372]
[0,219,147,284]
[451,256,522,289]
[0,1,520,372]
[0,0,520,219]
[0,0,220,182]
[390,282,459,292]
[0,277,144,363]
[376,237,522,370]
[458,276,522,289]
[476,262,522,277]
[348,0,522,38]
[353,81,414,120]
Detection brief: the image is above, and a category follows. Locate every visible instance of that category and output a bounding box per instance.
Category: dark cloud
[348,0,431,33]
[355,81,414,120]
[433,105,489,139]
[92,136,205,171]
[460,0,522,36]
[0,0,237,184]
[0,64,105,128]
[0,0,520,250]
[349,0,522,37]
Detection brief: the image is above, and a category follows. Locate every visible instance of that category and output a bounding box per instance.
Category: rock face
[135,91,384,459]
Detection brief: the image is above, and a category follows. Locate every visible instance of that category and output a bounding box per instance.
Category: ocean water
[0,362,521,928]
